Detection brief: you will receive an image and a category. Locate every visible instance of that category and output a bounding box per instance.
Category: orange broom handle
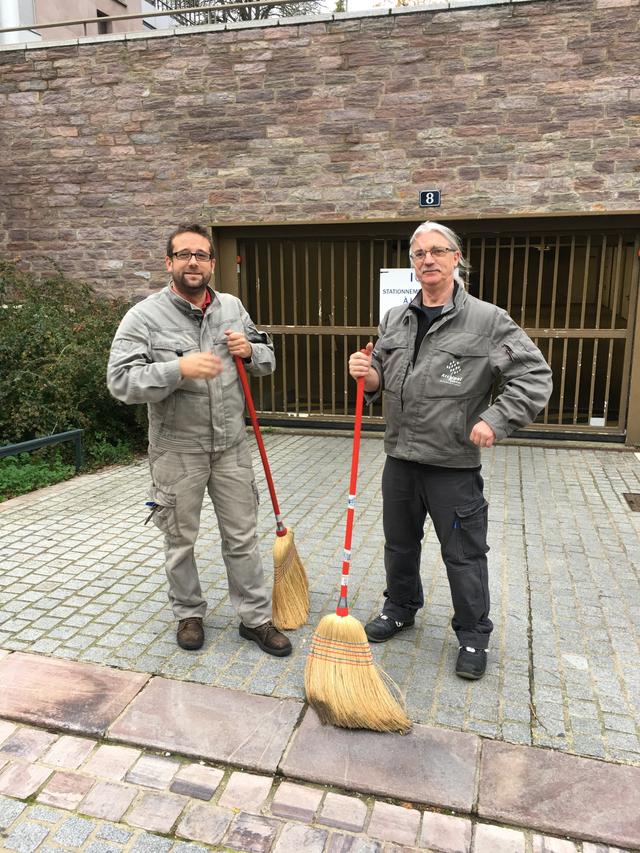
[234,356,288,537]
[336,372,365,617]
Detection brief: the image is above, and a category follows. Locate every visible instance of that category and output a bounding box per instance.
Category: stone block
[272,822,328,853]
[125,753,180,789]
[421,811,472,853]
[367,800,420,845]
[80,780,137,821]
[126,790,187,834]
[0,727,57,761]
[318,792,367,832]
[0,653,148,736]
[176,803,232,845]
[474,823,526,852]
[281,708,479,812]
[224,812,281,853]
[37,770,93,810]
[82,744,141,781]
[170,763,224,801]
[42,735,95,769]
[0,762,52,798]
[479,741,640,849]
[109,677,302,773]
[270,781,323,822]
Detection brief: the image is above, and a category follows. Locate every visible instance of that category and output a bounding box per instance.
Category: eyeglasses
[171,250,213,263]
[410,247,456,261]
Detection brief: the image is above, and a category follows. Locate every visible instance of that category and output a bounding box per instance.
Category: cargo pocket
[454,499,489,560]
[148,487,180,537]
[236,444,260,507]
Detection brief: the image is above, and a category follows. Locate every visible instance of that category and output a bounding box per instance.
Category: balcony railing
[0,1,325,39]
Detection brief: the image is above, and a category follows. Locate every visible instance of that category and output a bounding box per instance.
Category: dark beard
[172,269,211,299]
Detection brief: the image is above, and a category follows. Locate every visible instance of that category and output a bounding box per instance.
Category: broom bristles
[272,529,310,630]
[304,613,411,733]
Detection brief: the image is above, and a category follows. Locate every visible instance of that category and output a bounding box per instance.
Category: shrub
[0,260,147,498]
[0,451,75,501]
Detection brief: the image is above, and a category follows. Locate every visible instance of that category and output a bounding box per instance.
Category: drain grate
[623,493,640,512]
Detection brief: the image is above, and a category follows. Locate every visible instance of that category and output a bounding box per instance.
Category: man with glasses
[107,224,292,657]
[348,221,552,679]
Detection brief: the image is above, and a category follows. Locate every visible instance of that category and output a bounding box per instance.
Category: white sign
[379,268,419,322]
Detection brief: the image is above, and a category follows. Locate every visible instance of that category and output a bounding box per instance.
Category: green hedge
[0,261,147,500]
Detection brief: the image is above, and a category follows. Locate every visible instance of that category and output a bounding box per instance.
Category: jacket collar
[165,283,217,317]
[405,281,465,323]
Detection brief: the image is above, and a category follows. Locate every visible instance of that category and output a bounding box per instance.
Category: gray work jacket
[368,287,553,468]
[107,285,275,453]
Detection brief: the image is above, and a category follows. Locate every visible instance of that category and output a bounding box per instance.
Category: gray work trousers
[147,439,271,628]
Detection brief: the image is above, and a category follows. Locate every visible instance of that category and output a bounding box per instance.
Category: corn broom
[304,372,411,733]
[235,356,309,630]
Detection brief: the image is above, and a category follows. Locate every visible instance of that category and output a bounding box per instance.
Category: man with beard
[107,224,292,657]
[348,221,552,680]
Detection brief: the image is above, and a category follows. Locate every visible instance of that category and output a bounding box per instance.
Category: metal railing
[0,1,316,37]
[150,0,214,26]
[0,430,85,473]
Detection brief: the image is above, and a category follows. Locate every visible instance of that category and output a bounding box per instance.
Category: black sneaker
[456,646,488,680]
[365,613,415,643]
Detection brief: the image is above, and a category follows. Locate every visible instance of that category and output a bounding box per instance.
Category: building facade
[1,0,639,441]
[0,0,175,44]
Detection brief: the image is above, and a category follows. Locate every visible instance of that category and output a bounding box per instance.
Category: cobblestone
[0,439,638,851]
[1,441,638,766]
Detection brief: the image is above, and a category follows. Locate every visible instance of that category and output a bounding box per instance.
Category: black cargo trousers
[380,455,493,649]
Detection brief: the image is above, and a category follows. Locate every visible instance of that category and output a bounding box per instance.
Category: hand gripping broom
[235,356,309,630]
[304,371,411,733]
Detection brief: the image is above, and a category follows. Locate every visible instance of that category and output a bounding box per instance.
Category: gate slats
[237,227,637,437]
[318,243,324,415]
[572,235,590,425]
[587,236,607,424]
[279,242,287,414]
[543,236,561,425]
[603,236,624,424]
[291,241,300,416]
[558,236,576,425]
[617,235,640,432]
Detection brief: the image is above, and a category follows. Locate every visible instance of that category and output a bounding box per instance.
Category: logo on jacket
[440,359,462,386]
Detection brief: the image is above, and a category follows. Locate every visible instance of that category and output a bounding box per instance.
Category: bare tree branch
[150,0,325,24]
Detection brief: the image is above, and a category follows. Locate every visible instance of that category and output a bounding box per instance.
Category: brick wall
[0,0,638,296]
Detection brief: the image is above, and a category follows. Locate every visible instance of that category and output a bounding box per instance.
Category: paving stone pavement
[0,718,635,852]
[0,433,639,851]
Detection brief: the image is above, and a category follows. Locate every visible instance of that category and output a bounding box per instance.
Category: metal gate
[233,220,640,439]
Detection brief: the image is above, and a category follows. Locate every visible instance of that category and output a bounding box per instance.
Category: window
[96,10,112,34]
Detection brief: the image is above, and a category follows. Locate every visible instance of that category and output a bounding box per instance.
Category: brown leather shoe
[177,617,204,650]
[239,620,292,657]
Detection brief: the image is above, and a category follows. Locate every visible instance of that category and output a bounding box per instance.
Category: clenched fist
[224,330,252,359]
[179,351,223,380]
[469,420,496,448]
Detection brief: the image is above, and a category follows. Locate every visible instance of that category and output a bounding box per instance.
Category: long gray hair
[409,221,470,288]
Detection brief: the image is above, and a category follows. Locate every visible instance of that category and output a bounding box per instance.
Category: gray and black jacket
[107,285,275,453]
[368,286,553,468]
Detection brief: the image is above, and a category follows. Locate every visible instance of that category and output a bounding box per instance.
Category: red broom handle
[336,373,365,617]
[234,356,287,537]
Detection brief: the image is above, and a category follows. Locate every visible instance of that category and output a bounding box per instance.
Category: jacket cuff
[479,410,507,441]
[363,365,383,406]
[163,359,183,389]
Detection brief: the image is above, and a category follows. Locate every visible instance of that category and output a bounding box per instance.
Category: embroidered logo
[440,359,463,386]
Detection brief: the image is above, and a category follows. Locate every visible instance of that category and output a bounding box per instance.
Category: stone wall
[0,0,638,296]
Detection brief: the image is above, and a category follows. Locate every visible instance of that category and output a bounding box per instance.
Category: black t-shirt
[412,303,444,364]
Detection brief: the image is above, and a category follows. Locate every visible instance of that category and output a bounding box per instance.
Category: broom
[234,356,309,630]
[304,371,411,733]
